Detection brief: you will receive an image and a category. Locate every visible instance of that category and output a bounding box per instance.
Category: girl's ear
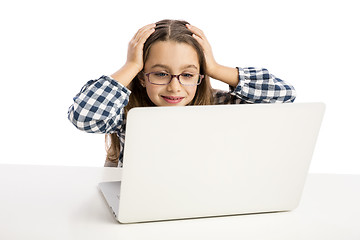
[137,71,146,87]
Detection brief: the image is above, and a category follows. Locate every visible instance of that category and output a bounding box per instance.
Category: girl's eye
[154,72,169,77]
[181,73,194,78]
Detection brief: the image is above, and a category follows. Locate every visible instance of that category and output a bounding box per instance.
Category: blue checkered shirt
[68,67,296,167]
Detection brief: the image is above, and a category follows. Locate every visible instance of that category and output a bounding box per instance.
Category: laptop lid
[117,102,325,223]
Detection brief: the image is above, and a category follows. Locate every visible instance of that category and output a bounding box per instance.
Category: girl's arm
[232,67,296,103]
[67,75,130,133]
[214,66,296,103]
[207,63,297,103]
[186,24,296,103]
[68,24,156,133]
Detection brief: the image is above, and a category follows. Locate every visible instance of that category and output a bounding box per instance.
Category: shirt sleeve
[228,67,296,103]
[67,75,131,133]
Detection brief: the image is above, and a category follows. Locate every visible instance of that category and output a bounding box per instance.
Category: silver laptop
[98,102,325,223]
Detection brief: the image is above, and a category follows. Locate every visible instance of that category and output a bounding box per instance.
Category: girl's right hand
[125,23,156,72]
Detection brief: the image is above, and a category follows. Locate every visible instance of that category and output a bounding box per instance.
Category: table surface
[0,164,359,240]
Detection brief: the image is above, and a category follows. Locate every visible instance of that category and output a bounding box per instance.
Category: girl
[68,19,296,167]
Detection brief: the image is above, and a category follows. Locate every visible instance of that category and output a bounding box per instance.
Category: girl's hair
[105,19,214,165]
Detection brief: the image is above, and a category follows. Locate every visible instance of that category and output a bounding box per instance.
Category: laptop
[98,102,325,223]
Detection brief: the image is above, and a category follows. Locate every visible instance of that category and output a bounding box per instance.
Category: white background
[0,0,359,173]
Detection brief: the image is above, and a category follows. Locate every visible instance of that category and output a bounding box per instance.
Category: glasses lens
[149,72,171,85]
[179,73,200,86]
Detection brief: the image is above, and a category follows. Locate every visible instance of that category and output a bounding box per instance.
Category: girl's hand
[186,24,219,77]
[126,23,156,72]
[110,23,155,86]
[186,24,239,87]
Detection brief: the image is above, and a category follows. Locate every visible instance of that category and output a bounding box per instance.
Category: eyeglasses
[143,71,204,86]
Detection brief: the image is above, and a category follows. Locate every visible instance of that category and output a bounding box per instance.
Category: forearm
[208,64,239,88]
[110,63,141,87]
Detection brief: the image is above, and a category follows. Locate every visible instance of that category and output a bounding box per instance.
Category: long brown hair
[105,19,214,165]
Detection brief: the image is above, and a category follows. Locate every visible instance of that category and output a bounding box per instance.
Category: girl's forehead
[145,41,200,70]
[150,40,195,51]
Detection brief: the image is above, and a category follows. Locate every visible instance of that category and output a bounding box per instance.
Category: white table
[0,164,359,240]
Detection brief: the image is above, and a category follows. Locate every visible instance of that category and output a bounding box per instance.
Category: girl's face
[142,41,200,106]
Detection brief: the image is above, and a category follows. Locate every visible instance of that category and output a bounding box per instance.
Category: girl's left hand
[186,24,219,77]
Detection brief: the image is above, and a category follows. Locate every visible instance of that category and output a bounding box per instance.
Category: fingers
[186,24,210,51]
[186,24,207,47]
[186,24,217,75]
[138,24,156,46]
[132,23,156,45]
[126,23,156,70]
[186,24,206,40]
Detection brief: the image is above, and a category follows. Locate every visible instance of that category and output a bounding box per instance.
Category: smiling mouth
[161,95,185,103]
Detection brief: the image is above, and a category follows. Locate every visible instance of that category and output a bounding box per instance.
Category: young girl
[68,19,296,167]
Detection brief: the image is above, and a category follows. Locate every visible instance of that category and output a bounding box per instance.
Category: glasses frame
[143,71,204,86]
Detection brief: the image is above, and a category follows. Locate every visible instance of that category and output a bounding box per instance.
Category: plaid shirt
[68,67,296,167]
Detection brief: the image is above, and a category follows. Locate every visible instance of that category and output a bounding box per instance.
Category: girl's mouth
[161,95,185,104]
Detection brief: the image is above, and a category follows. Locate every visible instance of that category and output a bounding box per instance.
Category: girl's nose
[166,76,182,92]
